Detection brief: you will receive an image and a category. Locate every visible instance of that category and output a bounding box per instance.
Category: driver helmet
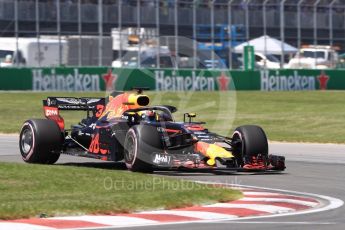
[143,110,157,122]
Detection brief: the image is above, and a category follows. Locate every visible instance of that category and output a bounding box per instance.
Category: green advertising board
[260,69,339,91]
[0,67,259,91]
[0,67,343,91]
[243,45,255,71]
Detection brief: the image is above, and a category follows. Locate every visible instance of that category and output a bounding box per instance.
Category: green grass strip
[0,162,242,220]
[1,91,345,143]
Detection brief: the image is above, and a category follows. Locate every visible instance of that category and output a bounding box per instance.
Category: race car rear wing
[43,97,105,111]
[42,97,105,130]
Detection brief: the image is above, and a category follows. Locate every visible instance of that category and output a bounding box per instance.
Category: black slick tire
[232,125,268,164]
[19,119,62,164]
[124,125,162,173]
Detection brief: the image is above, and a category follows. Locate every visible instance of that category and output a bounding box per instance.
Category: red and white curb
[1,184,343,230]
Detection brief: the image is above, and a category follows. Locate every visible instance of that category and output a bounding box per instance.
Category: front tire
[232,125,268,165]
[124,125,162,173]
[19,119,62,164]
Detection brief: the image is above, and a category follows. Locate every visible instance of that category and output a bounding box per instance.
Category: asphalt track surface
[1,135,345,230]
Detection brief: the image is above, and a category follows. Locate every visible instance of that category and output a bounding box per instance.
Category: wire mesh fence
[0,0,344,69]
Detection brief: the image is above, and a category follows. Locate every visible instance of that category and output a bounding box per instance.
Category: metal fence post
[280,0,287,68]
[57,0,62,66]
[343,2,345,50]
[137,0,141,68]
[174,0,178,69]
[118,0,122,67]
[14,0,19,66]
[227,0,234,69]
[297,0,304,66]
[313,0,321,66]
[156,0,160,68]
[98,0,103,66]
[245,0,251,44]
[297,0,303,49]
[329,0,337,47]
[193,0,197,69]
[35,0,41,67]
[211,0,215,69]
[78,0,82,66]
[263,0,270,69]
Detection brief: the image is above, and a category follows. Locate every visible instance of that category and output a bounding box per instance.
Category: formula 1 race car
[19,88,285,173]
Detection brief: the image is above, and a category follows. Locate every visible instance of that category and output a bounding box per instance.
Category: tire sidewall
[19,121,36,162]
[232,125,268,160]
[19,119,62,164]
[124,125,160,172]
[124,128,138,169]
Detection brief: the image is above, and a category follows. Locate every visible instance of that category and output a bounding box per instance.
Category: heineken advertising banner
[0,67,343,91]
[260,69,340,91]
[0,67,258,91]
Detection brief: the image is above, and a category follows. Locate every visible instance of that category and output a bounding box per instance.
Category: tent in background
[233,35,297,55]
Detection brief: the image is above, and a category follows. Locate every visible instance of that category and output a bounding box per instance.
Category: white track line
[242,192,286,196]
[140,210,238,220]
[205,203,294,214]
[0,223,53,230]
[216,221,335,225]
[52,215,157,226]
[239,197,318,207]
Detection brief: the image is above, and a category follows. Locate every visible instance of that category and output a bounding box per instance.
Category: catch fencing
[0,0,344,69]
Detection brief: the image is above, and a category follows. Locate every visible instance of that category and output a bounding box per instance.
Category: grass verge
[1,91,345,143]
[0,162,242,220]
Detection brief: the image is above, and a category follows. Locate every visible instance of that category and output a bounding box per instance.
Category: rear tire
[232,125,268,165]
[19,119,62,164]
[124,125,162,173]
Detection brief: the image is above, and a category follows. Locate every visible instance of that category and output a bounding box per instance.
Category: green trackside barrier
[0,67,343,91]
[260,69,345,91]
[0,67,259,91]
